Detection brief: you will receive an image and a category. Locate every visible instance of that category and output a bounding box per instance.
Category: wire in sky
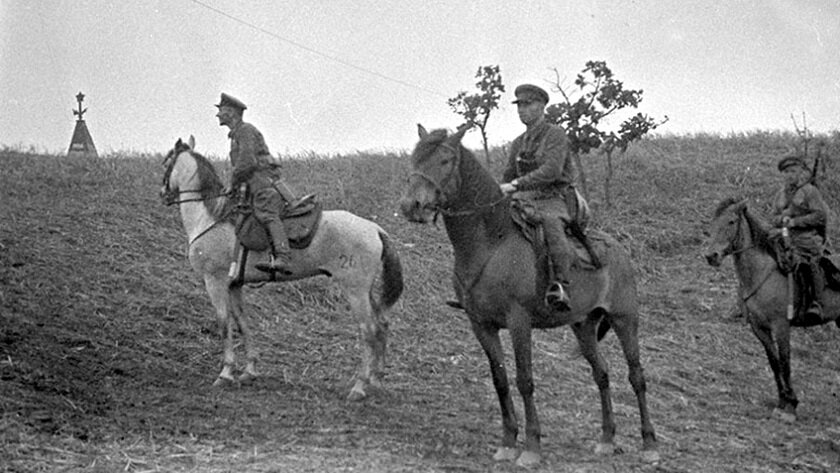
[188,0,448,98]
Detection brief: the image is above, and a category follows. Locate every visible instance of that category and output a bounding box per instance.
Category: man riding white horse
[215,93,295,274]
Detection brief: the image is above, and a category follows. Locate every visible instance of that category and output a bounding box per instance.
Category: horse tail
[373,231,404,311]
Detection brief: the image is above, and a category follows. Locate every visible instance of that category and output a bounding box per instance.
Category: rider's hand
[781,216,792,227]
[500,182,517,194]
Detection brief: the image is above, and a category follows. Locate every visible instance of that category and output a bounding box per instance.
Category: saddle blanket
[235,200,323,251]
[509,199,605,270]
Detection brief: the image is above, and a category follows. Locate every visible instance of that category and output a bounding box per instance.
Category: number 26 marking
[339,254,356,268]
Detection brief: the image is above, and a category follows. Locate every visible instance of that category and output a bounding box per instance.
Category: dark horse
[704,197,840,421]
[398,125,658,466]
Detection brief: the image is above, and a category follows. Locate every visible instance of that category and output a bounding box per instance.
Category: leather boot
[543,220,572,311]
[545,279,570,311]
[804,261,824,321]
[256,221,293,274]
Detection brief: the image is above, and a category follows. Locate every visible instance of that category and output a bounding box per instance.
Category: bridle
[723,207,755,257]
[409,142,507,218]
[161,144,234,248]
[724,206,772,303]
[161,147,225,206]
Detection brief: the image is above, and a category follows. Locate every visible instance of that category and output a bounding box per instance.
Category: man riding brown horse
[771,153,829,321]
[500,84,594,311]
[215,93,296,274]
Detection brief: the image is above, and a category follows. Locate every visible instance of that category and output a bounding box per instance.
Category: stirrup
[255,254,292,275]
[445,300,465,310]
[804,303,823,318]
[545,281,570,311]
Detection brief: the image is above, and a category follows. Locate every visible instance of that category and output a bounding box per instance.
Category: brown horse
[398,125,658,466]
[704,197,840,421]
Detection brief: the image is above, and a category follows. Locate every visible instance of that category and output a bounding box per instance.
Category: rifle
[809,143,822,187]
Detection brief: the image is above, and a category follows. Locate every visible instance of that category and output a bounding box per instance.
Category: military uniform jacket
[502,120,576,199]
[228,121,279,186]
[772,182,828,237]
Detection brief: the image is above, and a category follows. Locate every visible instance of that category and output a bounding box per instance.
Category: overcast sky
[1,0,838,157]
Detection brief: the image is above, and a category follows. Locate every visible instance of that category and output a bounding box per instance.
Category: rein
[729,210,774,303]
[162,148,231,247]
[188,220,224,248]
[163,189,217,206]
[410,142,508,218]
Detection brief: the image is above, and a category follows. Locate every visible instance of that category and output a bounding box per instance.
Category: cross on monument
[73,91,87,121]
[67,91,98,158]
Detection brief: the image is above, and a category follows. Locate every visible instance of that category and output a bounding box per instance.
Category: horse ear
[734,198,749,212]
[188,135,195,150]
[417,124,428,139]
[452,122,472,143]
[175,138,183,147]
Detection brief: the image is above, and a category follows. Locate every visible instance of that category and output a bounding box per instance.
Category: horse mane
[716,197,777,256]
[411,128,449,164]
[742,206,777,256]
[414,128,510,239]
[413,128,502,203]
[188,150,235,221]
[713,197,741,219]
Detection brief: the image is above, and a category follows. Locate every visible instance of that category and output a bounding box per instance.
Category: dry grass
[1,132,840,472]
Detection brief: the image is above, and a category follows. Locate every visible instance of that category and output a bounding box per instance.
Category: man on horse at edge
[500,84,593,311]
[771,153,829,321]
[215,92,295,275]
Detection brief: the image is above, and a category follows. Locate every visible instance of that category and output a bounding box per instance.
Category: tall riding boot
[543,220,572,311]
[804,261,824,322]
[255,220,293,274]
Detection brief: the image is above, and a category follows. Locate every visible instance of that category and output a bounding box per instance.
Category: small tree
[448,65,505,165]
[545,60,666,206]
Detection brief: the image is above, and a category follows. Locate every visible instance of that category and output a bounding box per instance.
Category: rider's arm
[789,185,828,231]
[230,124,262,186]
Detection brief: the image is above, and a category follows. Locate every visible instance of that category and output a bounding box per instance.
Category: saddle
[772,241,840,323]
[821,253,840,290]
[234,194,323,251]
[509,198,604,271]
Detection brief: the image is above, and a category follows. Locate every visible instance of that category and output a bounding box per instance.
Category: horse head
[704,197,749,266]
[160,135,198,206]
[399,123,471,223]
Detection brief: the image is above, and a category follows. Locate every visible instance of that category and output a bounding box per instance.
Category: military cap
[777,153,808,172]
[215,93,247,111]
[512,84,549,104]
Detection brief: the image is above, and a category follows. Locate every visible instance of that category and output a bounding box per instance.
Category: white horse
[160,137,403,400]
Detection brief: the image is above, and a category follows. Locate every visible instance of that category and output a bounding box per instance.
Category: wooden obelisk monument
[67,91,98,158]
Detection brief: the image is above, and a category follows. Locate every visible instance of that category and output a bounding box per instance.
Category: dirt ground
[1,148,839,472]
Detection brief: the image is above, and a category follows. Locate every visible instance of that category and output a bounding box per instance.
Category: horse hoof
[641,449,661,463]
[515,450,541,467]
[347,387,367,402]
[492,447,518,462]
[772,407,797,423]
[212,375,235,387]
[238,372,259,385]
[594,442,616,455]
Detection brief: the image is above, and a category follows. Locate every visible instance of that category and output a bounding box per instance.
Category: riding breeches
[515,192,573,283]
[247,172,290,254]
[248,172,288,223]
[788,230,826,310]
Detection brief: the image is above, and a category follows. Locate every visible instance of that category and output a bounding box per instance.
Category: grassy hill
[1,131,839,472]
